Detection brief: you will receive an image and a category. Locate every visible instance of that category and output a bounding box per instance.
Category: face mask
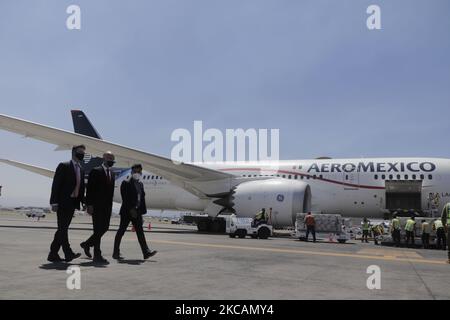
[105,160,115,168]
[132,173,142,180]
[75,152,85,161]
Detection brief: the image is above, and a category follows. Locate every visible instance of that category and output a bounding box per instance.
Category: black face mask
[75,152,85,161]
[105,160,115,168]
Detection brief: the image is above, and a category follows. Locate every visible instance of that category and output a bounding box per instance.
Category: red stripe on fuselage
[219,168,385,190]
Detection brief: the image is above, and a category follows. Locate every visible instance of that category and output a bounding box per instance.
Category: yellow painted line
[357,248,423,259]
[151,239,448,265]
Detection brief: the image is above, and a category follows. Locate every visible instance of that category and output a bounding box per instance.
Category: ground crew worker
[253,208,266,227]
[371,224,383,245]
[421,219,431,249]
[361,218,370,243]
[434,219,446,250]
[441,203,450,263]
[405,216,416,248]
[304,212,316,242]
[391,213,401,247]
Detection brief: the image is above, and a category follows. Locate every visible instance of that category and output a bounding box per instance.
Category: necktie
[107,168,111,183]
[73,163,81,198]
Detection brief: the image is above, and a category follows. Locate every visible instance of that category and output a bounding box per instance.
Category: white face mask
[132,173,142,180]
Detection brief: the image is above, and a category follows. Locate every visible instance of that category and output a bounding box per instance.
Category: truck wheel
[258,227,270,239]
[236,229,247,238]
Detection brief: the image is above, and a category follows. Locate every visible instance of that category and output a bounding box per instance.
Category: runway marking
[357,248,423,259]
[151,240,447,265]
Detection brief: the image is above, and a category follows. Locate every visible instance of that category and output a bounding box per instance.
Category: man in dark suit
[80,152,116,264]
[113,164,157,260]
[48,145,86,263]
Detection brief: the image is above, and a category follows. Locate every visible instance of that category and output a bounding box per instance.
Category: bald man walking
[80,152,116,264]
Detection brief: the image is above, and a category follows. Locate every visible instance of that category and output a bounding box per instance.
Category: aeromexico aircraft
[0,111,449,228]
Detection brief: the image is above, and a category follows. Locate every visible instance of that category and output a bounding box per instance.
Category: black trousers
[113,214,149,255]
[305,225,316,242]
[405,231,415,247]
[421,232,430,248]
[392,229,401,246]
[50,207,75,257]
[436,228,446,250]
[448,228,450,259]
[84,207,111,256]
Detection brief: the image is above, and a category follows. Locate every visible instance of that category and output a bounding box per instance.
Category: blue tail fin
[71,110,102,139]
[70,110,104,174]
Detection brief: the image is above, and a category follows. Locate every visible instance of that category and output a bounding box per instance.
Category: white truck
[295,213,351,243]
[226,216,273,240]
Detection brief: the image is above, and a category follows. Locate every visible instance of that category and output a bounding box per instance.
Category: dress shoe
[65,252,81,262]
[143,250,158,260]
[80,242,92,258]
[112,252,124,260]
[93,256,109,264]
[47,253,64,263]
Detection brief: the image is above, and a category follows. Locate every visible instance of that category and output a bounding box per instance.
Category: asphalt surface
[0,211,449,300]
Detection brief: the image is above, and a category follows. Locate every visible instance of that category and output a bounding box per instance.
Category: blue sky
[0,0,449,206]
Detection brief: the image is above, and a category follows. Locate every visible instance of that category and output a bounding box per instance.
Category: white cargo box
[295,213,350,243]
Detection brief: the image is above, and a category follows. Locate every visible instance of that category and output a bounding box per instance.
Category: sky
[0,0,449,207]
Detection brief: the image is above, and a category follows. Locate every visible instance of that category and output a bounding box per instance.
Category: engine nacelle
[231,179,311,227]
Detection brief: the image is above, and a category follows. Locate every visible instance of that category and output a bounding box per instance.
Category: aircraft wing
[0,114,233,197]
[0,159,55,178]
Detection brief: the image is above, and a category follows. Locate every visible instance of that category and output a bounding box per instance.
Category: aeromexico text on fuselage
[97,161,437,177]
[305,161,436,173]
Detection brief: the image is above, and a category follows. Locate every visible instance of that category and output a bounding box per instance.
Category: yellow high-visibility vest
[445,203,450,225]
[405,219,415,232]
[391,218,400,230]
[435,220,444,229]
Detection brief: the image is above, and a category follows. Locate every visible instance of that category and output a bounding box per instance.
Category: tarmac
[0,211,449,300]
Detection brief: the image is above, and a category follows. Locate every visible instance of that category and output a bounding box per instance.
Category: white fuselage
[112,158,450,224]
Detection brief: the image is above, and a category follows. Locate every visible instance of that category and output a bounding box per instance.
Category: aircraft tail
[70,110,104,174]
[71,110,102,139]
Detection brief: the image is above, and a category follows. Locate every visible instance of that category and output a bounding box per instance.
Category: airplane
[0,112,449,232]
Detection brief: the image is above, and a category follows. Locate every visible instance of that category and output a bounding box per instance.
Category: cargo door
[385,180,422,212]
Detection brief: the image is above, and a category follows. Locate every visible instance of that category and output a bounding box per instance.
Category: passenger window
[382,175,386,179]
[404,174,408,180]
[396,174,401,180]
[319,175,323,179]
[412,174,416,180]
[374,175,378,180]
[429,175,433,180]
[282,175,286,178]
[288,175,292,179]
[420,174,425,180]
[389,175,393,180]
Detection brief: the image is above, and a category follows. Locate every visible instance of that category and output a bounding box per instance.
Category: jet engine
[214,179,312,227]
